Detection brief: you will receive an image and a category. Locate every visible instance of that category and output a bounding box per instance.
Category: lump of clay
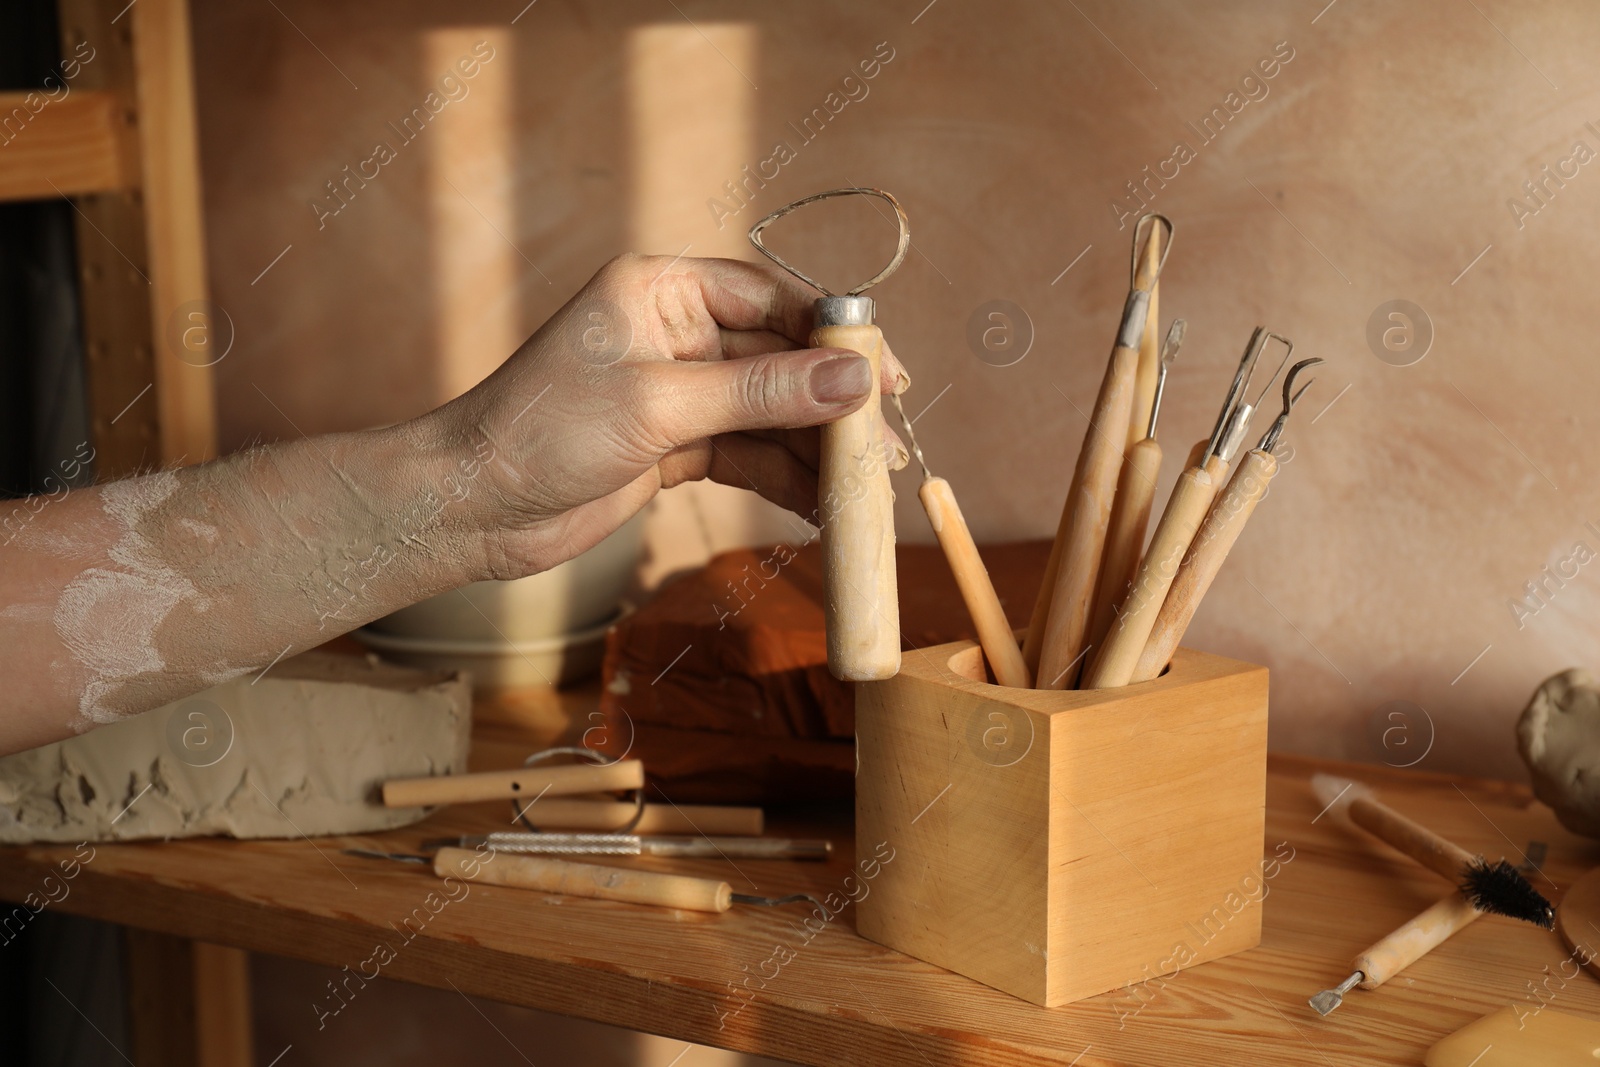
[0,651,470,843]
[1518,668,1600,839]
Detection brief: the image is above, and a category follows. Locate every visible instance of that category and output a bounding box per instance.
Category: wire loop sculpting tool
[749,187,908,682]
[891,394,1032,687]
[1129,358,1323,682]
[1029,213,1173,689]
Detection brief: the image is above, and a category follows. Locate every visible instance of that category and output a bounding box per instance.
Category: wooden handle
[1131,449,1277,682]
[1356,890,1482,989]
[1081,465,1216,689]
[1087,436,1162,659]
[918,476,1031,688]
[1035,340,1142,689]
[1348,794,1478,882]
[1183,439,1230,483]
[812,322,899,682]
[511,799,763,836]
[382,760,644,808]
[1021,503,1069,676]
[1127,225,1163,449]
[433,847,733,912]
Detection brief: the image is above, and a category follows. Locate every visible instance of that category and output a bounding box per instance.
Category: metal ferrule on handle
[814,295,900,682]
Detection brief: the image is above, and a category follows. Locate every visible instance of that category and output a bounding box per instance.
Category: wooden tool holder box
[856,637,1269,1006]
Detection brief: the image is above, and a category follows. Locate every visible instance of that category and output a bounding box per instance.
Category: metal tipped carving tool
[1310,890,1483,1015]
[1129,358,1323,682]
[1086,320,1186,659]
[1030,212,1174,689]
[890,394,1031,687]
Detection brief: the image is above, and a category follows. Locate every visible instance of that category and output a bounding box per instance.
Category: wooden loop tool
[749,187,910,682]
[1030,212,1173,689]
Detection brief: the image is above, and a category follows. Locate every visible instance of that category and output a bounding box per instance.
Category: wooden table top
[4,700,1599,1066]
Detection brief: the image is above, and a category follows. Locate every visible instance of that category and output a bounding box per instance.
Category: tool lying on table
[891,394,1031,687]
[749,187,909,683]
[1311,772,1555,926]
[1129,356,1322,683]
[1309,887,1484,1015]
[1030,212,1173,689]
[344,847,825,914]
[382,759,643,808]
[1081,329,1295,690]
[425,831,832,860]
[1306,772,1555,1014]
[1087,319,1185,658]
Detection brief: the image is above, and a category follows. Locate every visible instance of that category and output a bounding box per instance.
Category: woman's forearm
[1,411,490,752]
[0,254,906,757]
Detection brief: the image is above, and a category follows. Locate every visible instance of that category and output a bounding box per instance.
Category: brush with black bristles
[1310,773,1554,927]
[1306,773,1555,1015]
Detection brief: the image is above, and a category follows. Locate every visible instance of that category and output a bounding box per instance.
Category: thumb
[636,348,875,444]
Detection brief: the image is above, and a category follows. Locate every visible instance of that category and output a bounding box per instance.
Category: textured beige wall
[190,1,1600,782]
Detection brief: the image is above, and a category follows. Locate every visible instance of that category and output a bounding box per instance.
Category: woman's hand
[443,254,910,580]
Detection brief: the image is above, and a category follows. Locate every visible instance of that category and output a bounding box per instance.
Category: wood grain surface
[3,691,1598,1066]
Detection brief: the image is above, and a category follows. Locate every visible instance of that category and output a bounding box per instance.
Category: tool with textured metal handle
[445,832,832,860]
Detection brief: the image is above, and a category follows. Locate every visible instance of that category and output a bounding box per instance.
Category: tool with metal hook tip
[343,846,827,914]
[1214,331,1294,465]
[1086,320,1187,658]
[1028,212,1174,689]
[1083,330,1294,690]
[748,187,908,682]
[1128,357,1324,682]
[890,393,1032,687]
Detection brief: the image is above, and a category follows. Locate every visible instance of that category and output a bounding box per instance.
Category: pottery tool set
[1308,773,1555,1015]
[375,746,832,913]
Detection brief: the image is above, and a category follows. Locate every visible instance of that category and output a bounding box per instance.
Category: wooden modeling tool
[1127,220,1165,449]
[1309,888,1483,1015]
[506,799,763,836]
[1131,357,1323,683]
[890,394,1031,688]
[1032,213,1173,690]
[381,759,644,808]
[345,848,825,915]
[1087,319,1186,658]
[1310,773,1556,927]
[1081,328,1288,690]
[749,187,910,682]
[435,831,832,861]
